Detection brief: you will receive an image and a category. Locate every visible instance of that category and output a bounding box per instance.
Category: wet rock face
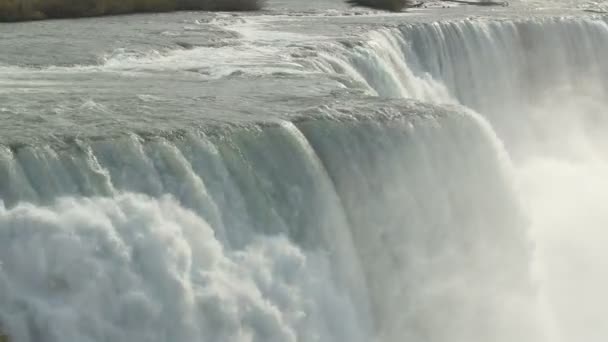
[0,0,265,21]
[345,0,412,12]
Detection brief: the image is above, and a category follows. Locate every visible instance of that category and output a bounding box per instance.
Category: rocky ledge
[0,0,265,22]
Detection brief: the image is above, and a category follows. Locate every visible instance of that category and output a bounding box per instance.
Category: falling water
[0,8,607,342]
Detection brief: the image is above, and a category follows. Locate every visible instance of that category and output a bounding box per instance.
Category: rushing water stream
[0,1,606,341]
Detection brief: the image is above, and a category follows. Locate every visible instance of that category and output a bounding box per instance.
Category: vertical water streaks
[0,98,534,341]
[317,15,608,341]
[318,17,608,156]
[2,12,606,342]
[0,120,380,342]
[297,109,537,342]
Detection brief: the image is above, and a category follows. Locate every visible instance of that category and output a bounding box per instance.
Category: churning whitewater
[0,1,607,342]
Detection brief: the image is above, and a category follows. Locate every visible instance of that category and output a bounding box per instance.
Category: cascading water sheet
[0,3,607,342]
[315,14,608,341]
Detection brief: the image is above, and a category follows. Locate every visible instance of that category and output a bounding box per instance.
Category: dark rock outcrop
[440,0,508,6]
[345,0,420,12]
[0,0,265,22]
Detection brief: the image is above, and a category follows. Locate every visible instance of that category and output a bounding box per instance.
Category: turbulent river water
[0,1,607,341]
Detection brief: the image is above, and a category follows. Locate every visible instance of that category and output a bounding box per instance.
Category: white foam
[0,194,368,342]
[2,11,608,342]
[318,15,608,341]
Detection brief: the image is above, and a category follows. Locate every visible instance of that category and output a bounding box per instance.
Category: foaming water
[0,103,536,341]
[1,9,608,342]
[318,14,608,341]
[0,194,366,342]
[398,21,608,341]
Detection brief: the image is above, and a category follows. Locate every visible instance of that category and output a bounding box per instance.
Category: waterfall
[314,14,608,341]
[1,12,608,342]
